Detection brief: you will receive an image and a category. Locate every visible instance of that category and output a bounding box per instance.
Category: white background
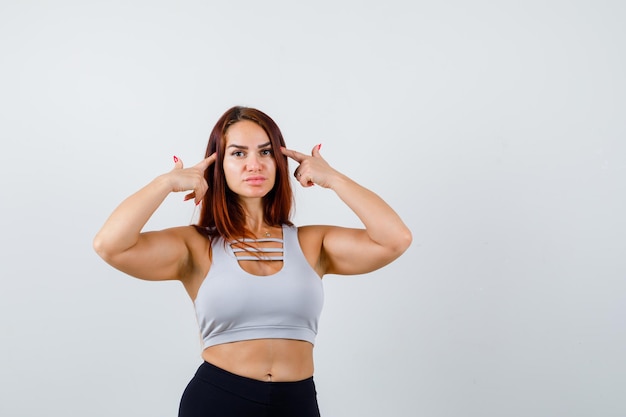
[1,1,625,416]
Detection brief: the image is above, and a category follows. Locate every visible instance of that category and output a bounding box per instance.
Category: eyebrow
[227,141,272,150]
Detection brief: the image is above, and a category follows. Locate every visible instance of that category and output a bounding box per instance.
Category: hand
[281,144,337,188]
[168,154,216,205]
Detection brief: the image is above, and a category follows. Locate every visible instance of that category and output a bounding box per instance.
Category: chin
[238,189,272,199]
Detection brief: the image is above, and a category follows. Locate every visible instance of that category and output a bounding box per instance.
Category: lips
[244,176,266,185]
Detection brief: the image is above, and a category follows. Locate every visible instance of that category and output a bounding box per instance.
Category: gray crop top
[194,225,324,349]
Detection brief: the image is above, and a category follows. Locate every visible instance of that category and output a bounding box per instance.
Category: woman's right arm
[93,155,215,281]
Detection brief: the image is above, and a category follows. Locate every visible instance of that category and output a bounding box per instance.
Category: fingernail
[317,144,322,150]
[173,155,179,163]
[195,200,201,206]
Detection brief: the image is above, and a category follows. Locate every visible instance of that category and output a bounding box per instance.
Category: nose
[246,153,262,171]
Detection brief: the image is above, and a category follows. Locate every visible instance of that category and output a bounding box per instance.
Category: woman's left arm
[282,145,412,275]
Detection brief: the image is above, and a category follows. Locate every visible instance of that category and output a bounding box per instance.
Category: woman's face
[223,120,276,200]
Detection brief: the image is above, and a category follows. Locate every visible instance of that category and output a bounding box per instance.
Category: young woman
[93,106,412,416]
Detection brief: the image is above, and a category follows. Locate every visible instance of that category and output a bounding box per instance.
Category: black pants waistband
[194,361,316,404]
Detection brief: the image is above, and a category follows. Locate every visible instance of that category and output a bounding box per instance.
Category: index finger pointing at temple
[195,153,217,171]
[280,147,305,162]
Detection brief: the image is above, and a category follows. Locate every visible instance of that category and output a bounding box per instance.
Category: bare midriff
[201,338,314,382]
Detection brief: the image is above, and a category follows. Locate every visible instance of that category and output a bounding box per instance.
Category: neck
[240,207,267,237]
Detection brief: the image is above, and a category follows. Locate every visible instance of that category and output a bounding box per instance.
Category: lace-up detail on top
[230,238,284,261]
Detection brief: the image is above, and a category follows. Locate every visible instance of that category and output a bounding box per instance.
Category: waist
[201,338,314,382]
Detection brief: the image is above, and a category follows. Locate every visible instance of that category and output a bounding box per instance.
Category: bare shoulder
[296,225,328,245]
[296,225,331,276]
[174,225,212,298]
[175,225,211,263]
[296,224,323,234]
[297,224,364,248]
[155,225,208,252]
[296,224,360,241]
[172,224,209,242]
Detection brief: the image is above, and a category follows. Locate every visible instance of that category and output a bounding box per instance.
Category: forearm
[329,173,412,250]
[93,175,172,256]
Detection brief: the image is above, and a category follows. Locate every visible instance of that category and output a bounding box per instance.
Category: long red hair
[194,106,294,241]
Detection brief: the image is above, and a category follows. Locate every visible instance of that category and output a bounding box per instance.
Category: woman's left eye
[260,149,272,156]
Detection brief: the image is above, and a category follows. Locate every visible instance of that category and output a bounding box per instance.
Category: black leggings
[178,361,321,417]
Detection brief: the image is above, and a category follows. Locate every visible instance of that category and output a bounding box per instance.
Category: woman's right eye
[232,151,245,157]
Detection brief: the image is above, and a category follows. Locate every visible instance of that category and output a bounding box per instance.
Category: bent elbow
[92,234,107,260]
[395,228,413,255]
[383,227,412,260]
[92,232,116,263]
